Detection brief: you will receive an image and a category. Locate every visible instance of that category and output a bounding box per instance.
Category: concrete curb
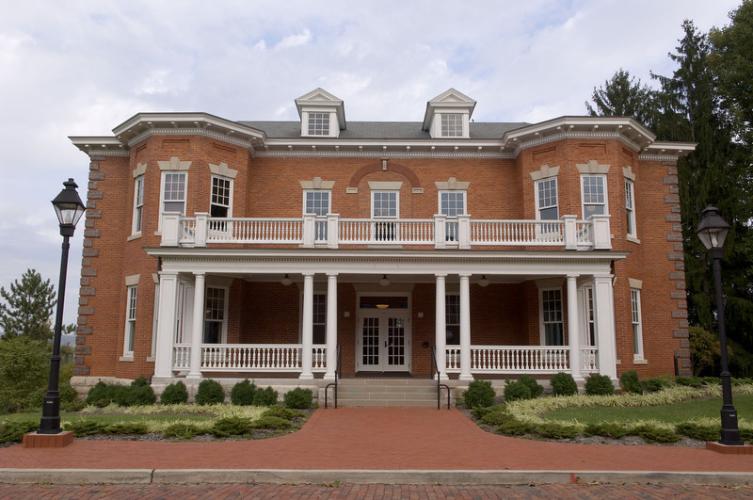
[1,468,752,485]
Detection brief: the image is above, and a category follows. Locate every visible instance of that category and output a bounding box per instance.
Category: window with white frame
[625,179,636,238]
[123,286,137,356]
[304,190,331,241]
[307,112,330,136]
[210,176,232,218]
[204,287,226,344]
[132,176,144,235]
[160,172,187,227]
[581,174,608,219]
[541,289,564,345]
[631,288,644,360]
[535,177,559,221]
[313,294,326,344]
[585,287,596,346]
[445,294,460,345]
[440,113,463,137]
[372,190,399,241]
[439,191,465,241]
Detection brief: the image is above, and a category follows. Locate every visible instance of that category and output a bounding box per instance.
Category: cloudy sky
[0,0,740,327]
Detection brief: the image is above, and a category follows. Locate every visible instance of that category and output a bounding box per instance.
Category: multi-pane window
[372,191,398,241]
[625,179,636,237]
[313,294,326,344]
[304,190,330,241]
[132,176,144,234]
[541,289,564,345]
[124,286,137,356]
[161,172,187,226]
[440,113,463,137]
[445,294,460,345]
[581,175,607,219]
[210,176,232,218]
[204,287,226,344]
[586,287,596,346]
[439,191,465,241]
[307,112,330,136]
[535,177,559,220]
[631,288,644,360]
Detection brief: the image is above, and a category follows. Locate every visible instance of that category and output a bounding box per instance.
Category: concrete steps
[328,378,452,407]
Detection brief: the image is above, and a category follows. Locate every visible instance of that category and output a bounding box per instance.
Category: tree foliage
[585,69,659,129]
[0,269,56,341]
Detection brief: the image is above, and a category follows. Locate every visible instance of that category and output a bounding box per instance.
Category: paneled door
[356,311,411,371]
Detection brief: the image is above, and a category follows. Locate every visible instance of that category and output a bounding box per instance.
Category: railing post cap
[561,214,577,220]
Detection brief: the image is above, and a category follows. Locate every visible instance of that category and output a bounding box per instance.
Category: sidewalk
[1,408,752,472]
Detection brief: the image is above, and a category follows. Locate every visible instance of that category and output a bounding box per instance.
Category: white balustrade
[170,344,326,372]
[172,344,191,370]
[446,347,461,371]
[338,218,434,244]
[446,345,576,373]
[312,344,327,370]
[581,346,599,372]
[178,218,196,244]
[470,220,565,246]
[576,221,593,246]
[206,218,303,243]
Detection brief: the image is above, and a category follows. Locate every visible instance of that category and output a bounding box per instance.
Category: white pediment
[428,88,476,105]
[296,87,343,104]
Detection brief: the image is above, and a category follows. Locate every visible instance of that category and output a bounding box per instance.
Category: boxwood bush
[160,381,189,405]
[252,386,278,406]
[463,380,496,408]
[550,372,578,396]
[619,370,642,394]
[585,374,614,395]
[103,422,148,435]
[163,423,203,440]
[230,380,256,406]
[503,381,532,402]
[211,416,253,437]
[196,379,225,405]
[263,406,304,420]
[518,375,544,398]
[64,419,106,436]
[251,415,293,430]
[283,388,313,409]
[116,381,157,407]
[0,420,37,444]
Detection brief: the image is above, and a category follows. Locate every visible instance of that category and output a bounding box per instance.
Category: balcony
[160,213,611,250]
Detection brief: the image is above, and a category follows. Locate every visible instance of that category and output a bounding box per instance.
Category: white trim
[622,165,636,181]
[151,280,160,358]
[437,190,467,215]
[534,176,558,221]
[125,274,140,286]
[209,162,238,179]
[434,177,470,190]
[302,189,332,215]
[368,181,403,190]
[538,287,564,346]
[355,291,412,372]
[158,170,188,230]
[580,174,609,219]
[204,285,229,344]
[158,157,192,171]
[529,164,560,181]
[628,278,643,289]
[625,178,637,239]
[300,177,335,190]
[132,162,147,178]
[576,160,610,174]
[630,288,645,362]
[210,174,234,218]
[131,175,144,237]
[123,285,137,357]
[371,190,400,219]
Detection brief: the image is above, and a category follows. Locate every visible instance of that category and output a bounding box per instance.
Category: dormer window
[441,113,464,137]
[423,88,476,139]
[307,112,331,136]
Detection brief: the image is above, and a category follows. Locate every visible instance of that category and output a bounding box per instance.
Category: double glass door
[357,311,410,371]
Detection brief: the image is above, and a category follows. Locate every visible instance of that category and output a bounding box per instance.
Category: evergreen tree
[0,269,56,341]
[585,69,659,128]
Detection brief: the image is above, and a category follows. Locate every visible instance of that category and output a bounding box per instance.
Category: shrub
[740,428,753,443]
[230,380,256,406]
[251,415,293,430]
[62,399,86,412]
[463,380,496,408]
[675,376,704,388]
[497,419,534,436]
[550,372,578,396]
[252,386,278,406]
[64,419,105,436]
[85,381,127,407]
[103,422,148,435]
[160,381,189,405]
[518,375,544,398]
[163,423,203,439]
[503,381,532,402]
[132,376,150,387]
[211,416,253,437]
[480,407,512,427]
[284,388,313,409]
[0,420,37,444]
[116,381,156,407]
[620,370,642,394]
[635,424,680,443]
[584,422,630,439]
[263,406,304,420]
[0,338,50,413]
[535,422,579,439]
[196,379,225,405]
[585,374,614,395]
[640,379,666,393]
[676,422,719,441]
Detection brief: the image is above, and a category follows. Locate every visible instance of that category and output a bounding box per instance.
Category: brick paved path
[1,408,753,471]
[0,483,751,499]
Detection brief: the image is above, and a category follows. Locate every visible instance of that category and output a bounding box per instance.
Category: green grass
[543,394,753,424]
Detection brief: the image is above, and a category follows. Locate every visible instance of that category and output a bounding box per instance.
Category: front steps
[326,378,452,407]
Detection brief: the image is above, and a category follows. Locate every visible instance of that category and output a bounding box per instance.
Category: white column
[566,274,582,381]
[300,272,315,379]
[187,273,205,379]
[435,273,448,380]
[459,273,473,380]
[153,272,178,379]
[324,273,338,380]
[593,274,617,380]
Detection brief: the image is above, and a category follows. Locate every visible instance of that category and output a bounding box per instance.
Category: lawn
[542,393,753,424]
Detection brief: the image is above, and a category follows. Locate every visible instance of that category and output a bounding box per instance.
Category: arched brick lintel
[348,161,422,189]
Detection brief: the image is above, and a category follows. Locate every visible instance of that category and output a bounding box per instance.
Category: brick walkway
[1,483,751,499]
[1,408,753,471]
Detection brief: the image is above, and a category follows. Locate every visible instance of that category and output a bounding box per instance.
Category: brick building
[69,88,694,401]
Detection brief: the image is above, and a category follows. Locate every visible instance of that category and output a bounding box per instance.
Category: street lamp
[39,179,85,434]
[696,205,742,446]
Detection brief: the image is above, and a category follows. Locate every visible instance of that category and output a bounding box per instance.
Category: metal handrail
[324,345,341,409]
[431,345,451,410]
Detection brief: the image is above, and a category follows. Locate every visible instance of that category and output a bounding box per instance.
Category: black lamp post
[696,205,743,446]
[39,179,86,434]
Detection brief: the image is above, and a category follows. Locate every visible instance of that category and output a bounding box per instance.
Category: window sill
[146,356,155,363]
[626,235,641,244]
[127,233,142,241]
[119,355,134,362]
[154,231,162,236]
[633,356,648,365]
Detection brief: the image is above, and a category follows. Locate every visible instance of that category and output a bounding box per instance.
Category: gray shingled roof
[238,121,529,140]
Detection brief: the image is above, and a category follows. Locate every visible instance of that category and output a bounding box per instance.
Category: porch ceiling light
[696,206,730,250]
[379,274,390,287]
[281,274,292,286]
[478,275,490,287]
[375,303,390,310]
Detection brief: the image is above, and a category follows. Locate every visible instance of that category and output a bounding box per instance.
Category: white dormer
[422,88,476,139]
[295,88,346,138]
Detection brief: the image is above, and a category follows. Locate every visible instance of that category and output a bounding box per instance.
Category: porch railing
[161,213,611,250]
[581,346,599,372]
[446,345,575,374]
[171,344,327,372]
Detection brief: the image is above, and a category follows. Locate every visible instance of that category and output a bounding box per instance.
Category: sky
[0,0,742,328]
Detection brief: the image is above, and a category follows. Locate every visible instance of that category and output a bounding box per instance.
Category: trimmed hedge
[585,374,614,395]
[518,375,544,398]
[211,416,253,437]
[464,380,496,408]
[503,381,532,402]
[263,406,304,420]
[163,423,203,440]
[253,387,278,406]
[550,372,578,396]
[620,370,642,394]
[196,379,225,405]
[230,380,256,406]
[284,388,313,409]
[251,415,293,430]
[160,382,189,405]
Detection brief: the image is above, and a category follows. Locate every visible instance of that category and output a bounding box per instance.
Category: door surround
[355,291,412,372]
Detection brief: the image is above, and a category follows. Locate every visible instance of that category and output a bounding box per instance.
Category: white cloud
[275,28,312,49]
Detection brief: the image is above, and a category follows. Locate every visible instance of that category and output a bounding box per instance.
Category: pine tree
[0,269,56,341]
[585,69,659,128]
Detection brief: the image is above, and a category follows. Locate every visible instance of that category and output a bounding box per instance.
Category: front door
[357,309,411,372]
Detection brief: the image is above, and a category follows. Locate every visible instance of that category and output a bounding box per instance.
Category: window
[581,175,607,219]
[132,176,144,234]
[124,286,137,356]
[204,287,227,344]
[160,172,187,228]
[304,190,331,241]
[541,289,564,345]
[307,112,330,136]
[372,191,399,241]
[445,294,460,345]
[535,177,558,221]
[625,179,636,238]
[313,294,326,344]
[439,191,465,241]
[440,113,463,137]
[631,288,644,360]
[585,287,596,346]
[210,176,232,218]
